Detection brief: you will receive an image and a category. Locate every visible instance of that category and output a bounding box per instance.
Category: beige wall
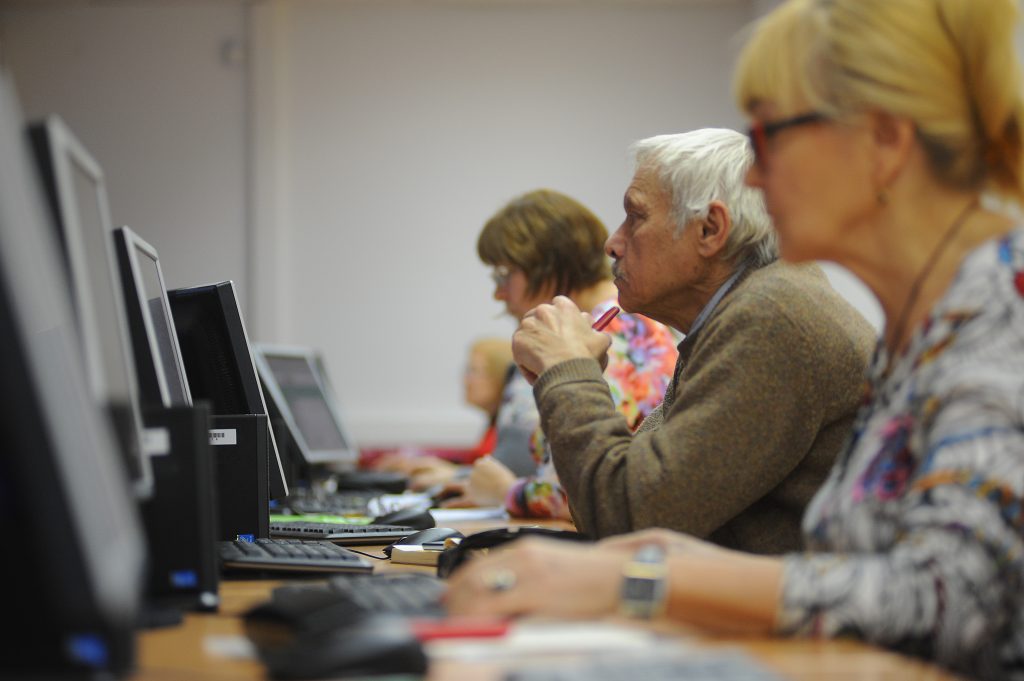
[0,0,882,447]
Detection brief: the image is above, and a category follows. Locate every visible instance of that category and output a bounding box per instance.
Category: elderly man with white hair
[513,128,875,554]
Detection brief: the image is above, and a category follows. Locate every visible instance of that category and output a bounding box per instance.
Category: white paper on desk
[430,506,508,523]
[368,492,433,516]
[204,635,257,660]
[426,621,682,661]
[389,544,443,566]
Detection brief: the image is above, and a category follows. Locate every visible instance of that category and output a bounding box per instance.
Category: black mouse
[259,615,425,680]
[245,588,426,680]
[382,527,464,558]
[372,503,435,530]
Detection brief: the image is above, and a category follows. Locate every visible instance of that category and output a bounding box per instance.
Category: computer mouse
[372,504,436,530]
[436,526,591,578]
[382,527,464,558]
[245,588,427,680]
[259,615,426,680]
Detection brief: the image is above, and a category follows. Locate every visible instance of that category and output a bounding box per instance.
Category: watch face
[622,577,660,601]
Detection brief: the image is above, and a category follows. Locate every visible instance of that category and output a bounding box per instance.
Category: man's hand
[513,296,612,385]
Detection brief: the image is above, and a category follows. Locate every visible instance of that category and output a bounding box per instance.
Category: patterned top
[505,298,678,518]
[490,364,541,478]
[778,228,1024,680]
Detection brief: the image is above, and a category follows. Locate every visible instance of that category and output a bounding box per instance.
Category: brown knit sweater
[534,261,876,554]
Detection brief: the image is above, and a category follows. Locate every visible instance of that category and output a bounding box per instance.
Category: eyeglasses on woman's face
[747,111,827,168]
[490,265,513,288]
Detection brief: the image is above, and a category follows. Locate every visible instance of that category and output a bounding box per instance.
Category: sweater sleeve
[778,396,1024,675]
[505,313,679,520]
[536,292,842,539]
[508,311,677,520]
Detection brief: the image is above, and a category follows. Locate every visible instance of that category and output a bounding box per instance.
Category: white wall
[0,0,881,448]
[259,0,762,446]
[0,1,250,304]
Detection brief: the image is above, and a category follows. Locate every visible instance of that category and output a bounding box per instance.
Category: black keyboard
[269,520,415,545]
[219,538,373,574]
[325,573,447,618]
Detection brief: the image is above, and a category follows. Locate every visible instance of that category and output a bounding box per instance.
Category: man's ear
[695,200,731,259]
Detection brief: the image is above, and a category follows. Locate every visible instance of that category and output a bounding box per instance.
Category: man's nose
[605,228,624,258]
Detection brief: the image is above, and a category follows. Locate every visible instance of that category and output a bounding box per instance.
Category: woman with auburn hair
[444,188,678,515]
[445,2,1024,678]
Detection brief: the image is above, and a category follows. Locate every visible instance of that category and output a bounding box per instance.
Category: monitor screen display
[29,115,151,498]
[266,355,349,452]
[254,344,358,468]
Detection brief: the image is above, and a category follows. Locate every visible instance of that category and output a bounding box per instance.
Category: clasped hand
[513,296,612,385]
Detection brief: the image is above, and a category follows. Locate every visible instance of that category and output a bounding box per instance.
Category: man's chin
[615,301,639,317]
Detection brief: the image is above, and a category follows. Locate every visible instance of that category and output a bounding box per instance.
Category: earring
[876,188,890,205]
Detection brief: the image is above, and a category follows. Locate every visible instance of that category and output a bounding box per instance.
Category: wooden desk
[132,520,964,681]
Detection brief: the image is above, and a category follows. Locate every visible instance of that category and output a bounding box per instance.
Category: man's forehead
[626,166,667,204]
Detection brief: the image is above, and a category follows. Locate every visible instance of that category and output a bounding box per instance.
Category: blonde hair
[734,0,1024,200]
[468,337,513,391]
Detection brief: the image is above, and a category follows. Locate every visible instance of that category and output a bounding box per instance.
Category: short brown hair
[476,189,611,297]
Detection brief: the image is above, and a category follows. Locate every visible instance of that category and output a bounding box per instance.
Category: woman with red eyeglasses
[446,1,1024,678]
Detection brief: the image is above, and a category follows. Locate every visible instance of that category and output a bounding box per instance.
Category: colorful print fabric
[778,228,1024,680]
[506,299,678,518]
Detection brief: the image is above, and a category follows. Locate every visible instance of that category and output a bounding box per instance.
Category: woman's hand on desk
[443,537,625,618]
[407,459,460,491]
[443,528,782,634]
[442,456,517,508]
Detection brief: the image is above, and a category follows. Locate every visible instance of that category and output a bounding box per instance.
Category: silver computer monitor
[29,114,152,499]
[253,344,359,468]
[0,71,144,674]
[113,226,192,409]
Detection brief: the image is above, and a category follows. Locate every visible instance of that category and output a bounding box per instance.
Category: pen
[592,306,620,331]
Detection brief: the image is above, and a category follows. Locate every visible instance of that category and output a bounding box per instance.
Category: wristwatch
[619,544,668,619]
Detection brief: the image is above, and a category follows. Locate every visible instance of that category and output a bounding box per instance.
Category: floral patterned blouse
[779,228,1024,680]
[505,298,678,518]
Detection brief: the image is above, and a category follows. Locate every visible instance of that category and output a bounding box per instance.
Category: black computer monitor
[27,115,152,499]
[0,71,144,677]
[167,281,289,499]
[113,226,192,410]
[252,344,360,469]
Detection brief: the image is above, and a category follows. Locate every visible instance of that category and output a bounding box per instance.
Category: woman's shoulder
[915,227,1024,409]
[941,225,1024,321]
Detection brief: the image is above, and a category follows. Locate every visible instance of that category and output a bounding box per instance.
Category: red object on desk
[411,617,510,641]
